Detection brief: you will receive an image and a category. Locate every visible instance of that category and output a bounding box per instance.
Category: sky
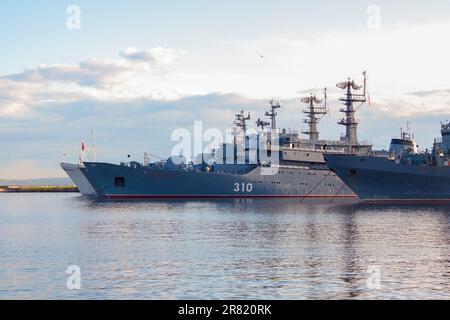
[1,0,450,178]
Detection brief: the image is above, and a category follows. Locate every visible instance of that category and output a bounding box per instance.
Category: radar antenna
[336,71,368,145]
[300,89,327,141]
[234,110,251,135]
[265,100,281,130]
[256,118,270,131]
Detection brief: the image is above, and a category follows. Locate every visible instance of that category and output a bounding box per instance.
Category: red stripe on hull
[104,194,358,200]
[363,199,450,204]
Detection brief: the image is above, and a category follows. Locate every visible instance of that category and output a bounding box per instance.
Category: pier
[0,185,79,193]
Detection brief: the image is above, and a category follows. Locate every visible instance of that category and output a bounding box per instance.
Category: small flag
[367,91,372,108]
[80,141,86,163]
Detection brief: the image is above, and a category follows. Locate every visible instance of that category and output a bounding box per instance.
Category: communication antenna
[235,110,251,135]
[336,71,367,145]
[91,129,97,162]
[324,87,331,118]
[300,91,327,141]
[265,100,281,130]
[61,145,66,163]
[143,152,150,165]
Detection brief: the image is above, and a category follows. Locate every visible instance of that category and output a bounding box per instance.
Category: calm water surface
[1,193,450,299]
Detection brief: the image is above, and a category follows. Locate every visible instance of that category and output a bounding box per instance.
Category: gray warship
[64,73,373,200]
[325,122,450,203]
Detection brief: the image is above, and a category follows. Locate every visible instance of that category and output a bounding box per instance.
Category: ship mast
[301,88,327,141]
[265,100,281,130]
[91,129,97,162]
[233,110,250,144]
[336,71,368,145]
[234,110,251,136]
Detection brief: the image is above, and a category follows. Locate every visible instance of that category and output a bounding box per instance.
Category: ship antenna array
[91,129,97,162]
[265,100,281,130]
[300,89,327,141]
[256,118,270,131]
[234,110,251,135]
[336,71,368,145]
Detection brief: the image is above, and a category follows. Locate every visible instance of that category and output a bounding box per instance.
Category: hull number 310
[234,183,253,193]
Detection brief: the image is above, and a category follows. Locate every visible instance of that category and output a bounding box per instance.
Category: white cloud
[0,47,188,118]
[120,46,184,65]
[2,21,450,124]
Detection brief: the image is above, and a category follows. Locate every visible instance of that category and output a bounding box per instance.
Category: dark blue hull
[325,154,450,202]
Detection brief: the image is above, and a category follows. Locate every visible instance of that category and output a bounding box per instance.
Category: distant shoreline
[0,186,79,193]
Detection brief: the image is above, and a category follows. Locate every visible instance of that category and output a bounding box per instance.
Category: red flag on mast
[79,141,86,163]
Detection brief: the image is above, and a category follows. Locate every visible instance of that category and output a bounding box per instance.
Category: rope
[329,182,348,203]
[298,170,332,203]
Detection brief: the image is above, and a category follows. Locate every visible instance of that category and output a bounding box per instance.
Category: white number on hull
[234,183,253,193]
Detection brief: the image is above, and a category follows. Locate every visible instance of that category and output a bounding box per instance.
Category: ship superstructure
[65,73,374,200]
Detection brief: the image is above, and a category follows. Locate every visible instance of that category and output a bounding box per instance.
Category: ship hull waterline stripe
[103,194,358,200]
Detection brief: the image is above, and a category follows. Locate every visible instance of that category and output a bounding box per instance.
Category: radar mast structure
[336,71,368,145]
[301,88,327,141]
[265,100,281,130]
[234,110,251,136]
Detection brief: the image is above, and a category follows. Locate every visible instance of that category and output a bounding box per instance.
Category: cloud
[4,20,450,120]
[120,46,183,65]
[407,89,450,97]
[0,46,187,118]
[5,60,132,86]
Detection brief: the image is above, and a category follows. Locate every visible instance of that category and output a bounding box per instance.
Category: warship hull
[324,154,450,203]
[81,162,356,200]
[60,162,96,196]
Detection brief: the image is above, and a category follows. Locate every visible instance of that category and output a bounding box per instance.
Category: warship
[325,122,450,203]
[63,73,373,200]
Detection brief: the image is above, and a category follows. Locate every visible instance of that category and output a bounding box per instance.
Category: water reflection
[1,194,450,299]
